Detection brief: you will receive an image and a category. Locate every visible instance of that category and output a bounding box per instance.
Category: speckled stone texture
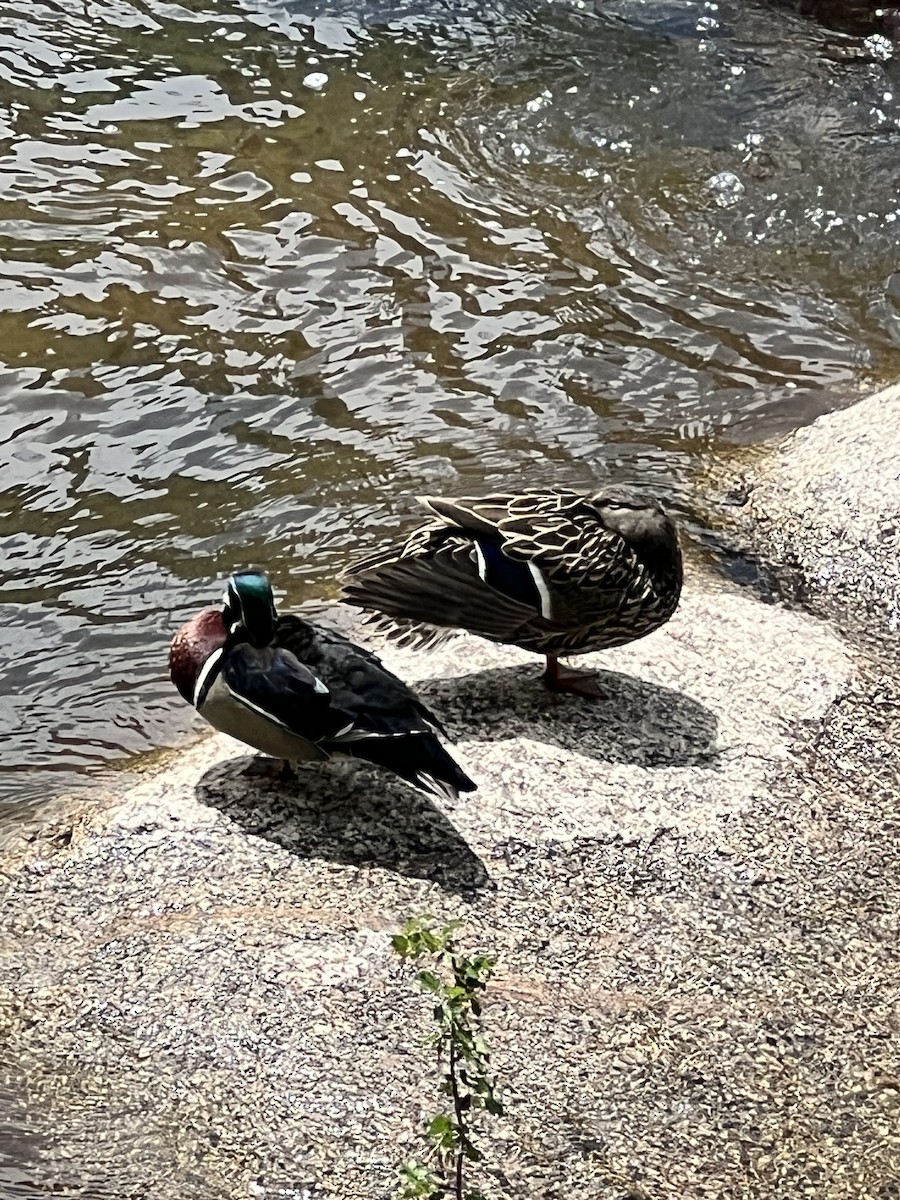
[735,381,900,660]
[6,568,900,1200]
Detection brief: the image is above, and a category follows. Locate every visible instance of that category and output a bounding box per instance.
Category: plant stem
[448,1030,465,1200]
[391,919,501,1200]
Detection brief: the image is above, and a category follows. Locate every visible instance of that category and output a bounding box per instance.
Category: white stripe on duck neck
[193,646,224,708]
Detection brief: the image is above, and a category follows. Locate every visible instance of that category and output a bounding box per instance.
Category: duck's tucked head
[592,487,678,555]
[169,607,228,704]
[222,569,278,648]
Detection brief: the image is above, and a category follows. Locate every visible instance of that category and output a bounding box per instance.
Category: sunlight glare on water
[1,0,900,814]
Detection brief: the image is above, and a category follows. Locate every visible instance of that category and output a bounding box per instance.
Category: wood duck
[169,570,476,800]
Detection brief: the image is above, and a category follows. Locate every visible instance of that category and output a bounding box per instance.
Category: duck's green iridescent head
[223,570,277,648]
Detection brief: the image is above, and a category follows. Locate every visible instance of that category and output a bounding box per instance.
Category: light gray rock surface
[730,381,900,658]
[4,571,900,1200]
[3,389,900,1199]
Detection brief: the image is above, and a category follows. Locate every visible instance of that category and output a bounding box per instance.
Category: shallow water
[1,0,900,818]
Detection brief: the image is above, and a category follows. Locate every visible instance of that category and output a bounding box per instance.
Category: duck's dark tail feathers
[342,549,536,645]
[347,733,477,802]
[358,612,458,652]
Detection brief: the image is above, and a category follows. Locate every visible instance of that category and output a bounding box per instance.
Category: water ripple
[1,0,899,814]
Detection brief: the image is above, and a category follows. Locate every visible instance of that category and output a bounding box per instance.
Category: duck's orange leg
[543,654,607,699]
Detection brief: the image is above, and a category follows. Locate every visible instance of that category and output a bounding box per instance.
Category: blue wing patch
[475,536,543,610]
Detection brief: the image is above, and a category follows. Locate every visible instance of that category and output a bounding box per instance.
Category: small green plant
[391,916,503,1200]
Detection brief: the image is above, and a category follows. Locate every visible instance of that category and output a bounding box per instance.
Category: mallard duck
[169,570,476,800]
[341,487,682,698]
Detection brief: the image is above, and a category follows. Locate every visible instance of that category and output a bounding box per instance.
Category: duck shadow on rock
[417,664,719,769]
[195,754,491,897]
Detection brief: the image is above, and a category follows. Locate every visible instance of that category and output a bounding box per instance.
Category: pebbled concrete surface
[6,573,900,1200]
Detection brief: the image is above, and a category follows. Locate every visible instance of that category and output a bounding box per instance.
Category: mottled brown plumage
[341,486,683,697]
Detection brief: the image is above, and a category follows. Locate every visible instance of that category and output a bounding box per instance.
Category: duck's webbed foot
[279,759,297,782]
[543,655,607,700]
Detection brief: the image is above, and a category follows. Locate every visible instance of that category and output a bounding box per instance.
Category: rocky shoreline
[726,382,900,664]
[1,387,899,1199]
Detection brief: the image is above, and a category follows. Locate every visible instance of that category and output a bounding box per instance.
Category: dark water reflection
[1,0,899,815]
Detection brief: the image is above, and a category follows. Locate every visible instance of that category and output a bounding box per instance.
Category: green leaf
[416,969,443,994]
[427,1113,454,1139]
[396,1159,442,1200]
[427,1112,458,1153]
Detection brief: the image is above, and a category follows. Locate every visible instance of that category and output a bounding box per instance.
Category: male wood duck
[169,570,476,800]
[341,486,682,698]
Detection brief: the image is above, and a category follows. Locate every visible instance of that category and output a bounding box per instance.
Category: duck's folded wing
[219,643,347,743]
[419,491,640,630]
[417,493,518,536]
[418,490,584,542]
[491,492,624,576]
[492,493,646,626]
[276,613,448,737]
[215,636,476,799]
[276,613,400,685]
[342,532,541,640]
